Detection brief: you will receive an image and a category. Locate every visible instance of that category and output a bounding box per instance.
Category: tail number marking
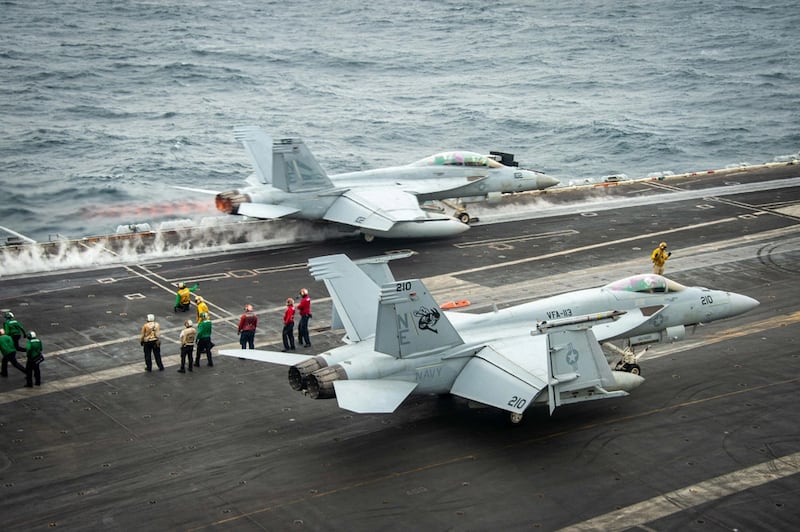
[507,396,527,410]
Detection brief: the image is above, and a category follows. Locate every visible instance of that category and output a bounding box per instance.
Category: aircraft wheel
[509,412,523,424]
[628,364,642,375]
[363,233,375,243]
[458,212,470,224]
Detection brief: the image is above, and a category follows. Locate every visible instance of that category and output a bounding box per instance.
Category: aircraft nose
[729,293,759,316]
[539,174,560,189]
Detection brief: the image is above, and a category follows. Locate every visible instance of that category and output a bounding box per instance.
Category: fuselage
[447,274,759,344]
[300,274,758,397]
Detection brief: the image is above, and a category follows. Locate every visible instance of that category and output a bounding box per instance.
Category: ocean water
[1,0,799,243]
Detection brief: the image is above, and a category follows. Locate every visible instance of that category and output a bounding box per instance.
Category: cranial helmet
[185,320,192,327]
[195,295,203,303]
[147,314,155,322]
[4,311,13,319]
[659,242,667,249]
[200,312,208,320]
[28,331,36,339]
[178,282,185,289]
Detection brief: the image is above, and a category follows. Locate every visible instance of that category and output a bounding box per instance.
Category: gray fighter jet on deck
[221,255,758,423]
[185,126,558,241]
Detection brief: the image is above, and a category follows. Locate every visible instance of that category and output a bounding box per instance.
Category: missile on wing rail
[535,310,626,333]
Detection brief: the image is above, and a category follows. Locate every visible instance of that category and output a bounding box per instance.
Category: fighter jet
[184,126,559,241]
[221,255,758,422]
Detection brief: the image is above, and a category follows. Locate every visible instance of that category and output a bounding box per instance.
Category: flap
[237,202,300,219]
[333,380,418,413]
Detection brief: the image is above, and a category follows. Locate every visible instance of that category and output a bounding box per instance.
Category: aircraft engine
[306,365,348,399]
[215,190,252,214]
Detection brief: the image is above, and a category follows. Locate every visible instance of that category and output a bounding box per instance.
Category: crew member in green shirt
[24,331,43,388]
[1,328,26,377]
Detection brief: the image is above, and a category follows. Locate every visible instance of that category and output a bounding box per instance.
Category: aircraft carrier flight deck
[1,163,799,530]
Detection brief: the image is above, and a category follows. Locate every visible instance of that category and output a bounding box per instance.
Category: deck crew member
[282,298,296,352]
[140,314,164,371]
[195,312,214,367]
[237,304,258,349]
[174,282,199,313]
[297,288,312,348]
[651,241,672,275]
[3,312,26,352]
[177,320,196,373]
[24,331,43,388]
[1,328,26,377]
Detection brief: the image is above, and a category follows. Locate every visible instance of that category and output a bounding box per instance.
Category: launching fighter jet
[221,255,758,422]
[183,126,559,241]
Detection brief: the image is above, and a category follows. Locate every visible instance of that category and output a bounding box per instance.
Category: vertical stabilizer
[308,255,381,342]
[234,126,273,185]
[271,138,332,192]
[375,279,464,358]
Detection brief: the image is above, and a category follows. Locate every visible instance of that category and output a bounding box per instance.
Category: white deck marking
[559,450,800,531]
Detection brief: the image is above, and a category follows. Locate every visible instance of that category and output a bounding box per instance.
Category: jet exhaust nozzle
[307,365,348,399]
[288,356,329,391]
[215,190,252,214]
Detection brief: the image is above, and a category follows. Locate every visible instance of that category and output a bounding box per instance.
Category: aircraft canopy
[410,151,504,169]
[604,274,686,294]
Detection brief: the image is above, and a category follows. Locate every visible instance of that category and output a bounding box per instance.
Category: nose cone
[729,293,760,317]
[538,174,560,189]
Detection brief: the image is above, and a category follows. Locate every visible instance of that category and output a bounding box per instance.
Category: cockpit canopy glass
[604,274,686,294]
[410,151,504,169]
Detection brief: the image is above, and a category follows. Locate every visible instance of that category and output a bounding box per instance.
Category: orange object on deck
[440,300,470,309]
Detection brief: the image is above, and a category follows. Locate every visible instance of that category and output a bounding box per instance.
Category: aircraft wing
[219,348,314,366]
[322,188,436,231]
[333,380,418,413]
[450,337,550,413]
[451,326,634,416]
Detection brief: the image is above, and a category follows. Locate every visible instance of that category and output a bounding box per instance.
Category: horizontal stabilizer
[172,185,219,195]
[237,202,300,219]
[333,380,418,413]
[219,348,314,366]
